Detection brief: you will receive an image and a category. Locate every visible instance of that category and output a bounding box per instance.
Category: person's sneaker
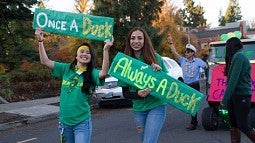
[186,124,197,130]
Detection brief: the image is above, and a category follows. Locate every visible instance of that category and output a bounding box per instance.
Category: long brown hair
[70,43,96,94]
[124,27,157,65]
[224,37,243,76]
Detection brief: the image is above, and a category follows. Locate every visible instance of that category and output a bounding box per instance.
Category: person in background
[35,28,113,143]
[222,37,255,143]
[167,34,207,130]
[118,27,168,143]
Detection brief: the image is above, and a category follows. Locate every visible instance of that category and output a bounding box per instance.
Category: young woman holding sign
[222,37,255,142]
[35,28,113,143]
[118,27,168,143]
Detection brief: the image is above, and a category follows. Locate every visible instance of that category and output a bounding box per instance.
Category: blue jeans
[58,117,92,143]
[133,105,167,143]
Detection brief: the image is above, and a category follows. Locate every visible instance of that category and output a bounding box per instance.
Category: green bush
[0,89,14,101]
[0,68,60,102]
[10,69,52,82]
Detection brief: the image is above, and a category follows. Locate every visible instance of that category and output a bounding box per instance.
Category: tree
[153,1,187,58]
[218,0,242,26]
[74,0,93,13]
[181,0,207,27]
[218,9,226,26]
[91,0,165,56]
[0,0,37,70]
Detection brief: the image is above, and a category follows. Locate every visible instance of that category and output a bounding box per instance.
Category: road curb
[0,113,59,131]
[0,103,99,131]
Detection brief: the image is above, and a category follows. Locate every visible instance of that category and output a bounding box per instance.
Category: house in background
[185,20,255,51]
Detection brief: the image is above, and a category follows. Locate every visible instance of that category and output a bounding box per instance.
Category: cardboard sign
[108,52,205,116]
[33,8,114,41]
[208,64,255,102]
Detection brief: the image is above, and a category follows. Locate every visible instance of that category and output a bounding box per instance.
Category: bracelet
[38,40,43,42]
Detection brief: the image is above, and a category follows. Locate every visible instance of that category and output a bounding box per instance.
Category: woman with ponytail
[222,37,255,143]
[35,28,113,143]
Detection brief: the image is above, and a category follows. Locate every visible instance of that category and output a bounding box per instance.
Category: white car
[162,57,183,82]
[94,76,131,108]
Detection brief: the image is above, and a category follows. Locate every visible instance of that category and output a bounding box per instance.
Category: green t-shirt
[118,53,168,111]
[52,62,104,125]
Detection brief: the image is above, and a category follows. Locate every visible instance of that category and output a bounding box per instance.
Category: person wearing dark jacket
[222,37,255,143]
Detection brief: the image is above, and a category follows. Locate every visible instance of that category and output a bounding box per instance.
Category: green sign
[108,52,205,116]
[33,8,114,41]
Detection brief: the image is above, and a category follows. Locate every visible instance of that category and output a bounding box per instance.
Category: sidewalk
[0,97,60,131]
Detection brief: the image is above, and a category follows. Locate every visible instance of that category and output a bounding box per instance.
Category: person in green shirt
[118,27,167,143]
[35,28,113,143]
[222,37,255,142]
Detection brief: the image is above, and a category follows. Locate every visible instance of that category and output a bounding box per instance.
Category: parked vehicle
[201,39,255,130]
[162,57,184,82]
[95,57,183,107]
[94,76,131,108]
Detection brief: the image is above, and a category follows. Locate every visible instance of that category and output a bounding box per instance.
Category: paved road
[0,101,252,143]
[0,80,252,143]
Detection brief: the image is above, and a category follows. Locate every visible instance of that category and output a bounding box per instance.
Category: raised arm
[167,34,181,59]
[99,37,114,79]
[35,28,54,69]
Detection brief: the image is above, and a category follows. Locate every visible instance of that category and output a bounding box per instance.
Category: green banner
[33,8,114,41]
[108,52,205,116]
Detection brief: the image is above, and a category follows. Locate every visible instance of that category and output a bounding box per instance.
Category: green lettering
[174,90,181,103]
[179,94,189,106]
[134,73,152,89]
[127,68,137,82]
[166,82,178,99]
[135,72,143,85]
[113,58,130,76]
[156,79,168,95]
[91,25,98,35]
[97,25,104,37]
[148,77,156,88]
[82,17,91,35]
[104,22,112,37]
[187,94,201,114]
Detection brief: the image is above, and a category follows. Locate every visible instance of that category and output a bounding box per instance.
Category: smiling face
[76,45,91,65]
[184,49,195,59]
[130,30,144,53]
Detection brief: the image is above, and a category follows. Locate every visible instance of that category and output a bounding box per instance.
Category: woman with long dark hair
[222,37,255,142]
[35,28,113,143]
[118,27,168,143]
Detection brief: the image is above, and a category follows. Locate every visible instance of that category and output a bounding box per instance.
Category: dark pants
[227,95,252,134]
[187,81,200,125]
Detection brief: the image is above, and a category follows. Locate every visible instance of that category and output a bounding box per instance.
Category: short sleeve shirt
[178,57,206,84]
[52,61,104,125]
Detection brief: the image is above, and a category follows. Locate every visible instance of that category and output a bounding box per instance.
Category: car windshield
[209,40,255,63]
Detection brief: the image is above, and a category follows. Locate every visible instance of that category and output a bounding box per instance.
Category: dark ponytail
[224,37,243,76]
